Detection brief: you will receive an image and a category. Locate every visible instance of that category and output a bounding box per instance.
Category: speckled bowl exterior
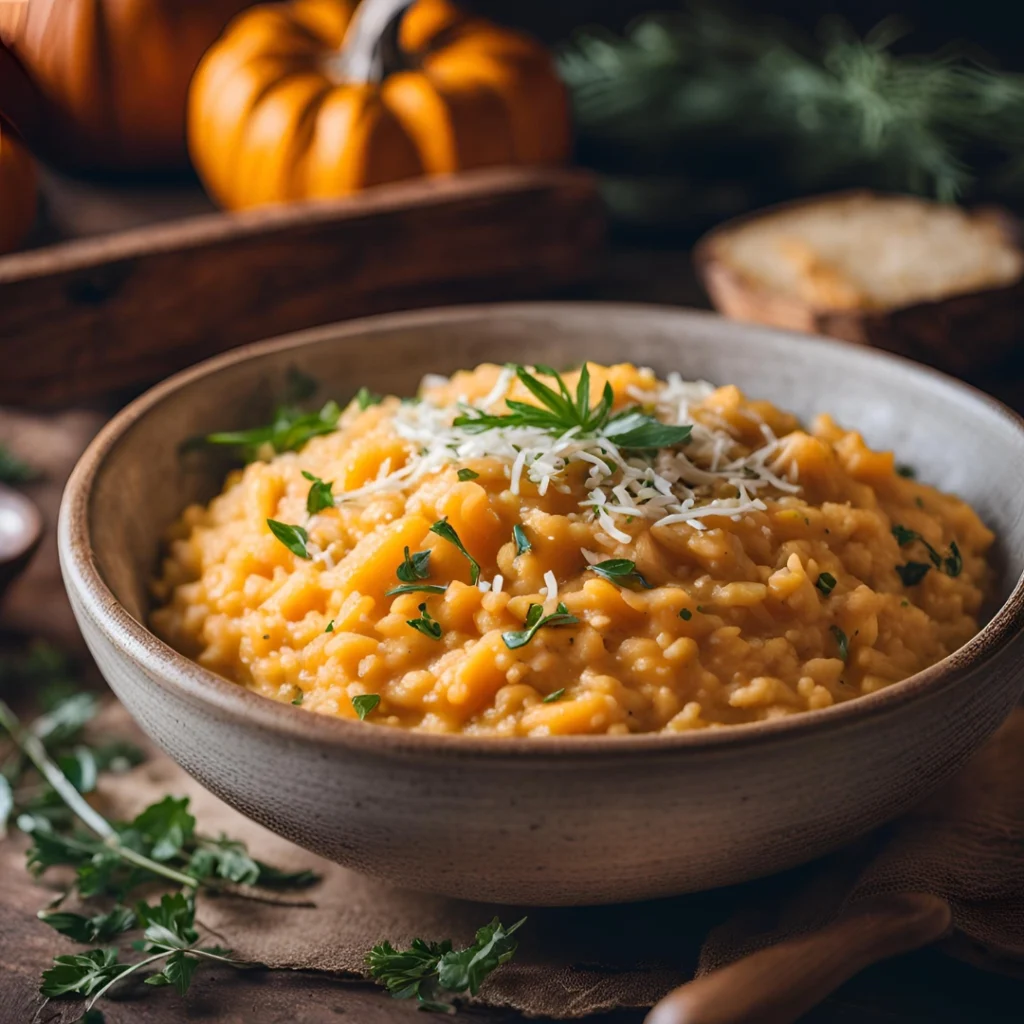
[59,304,1024,906]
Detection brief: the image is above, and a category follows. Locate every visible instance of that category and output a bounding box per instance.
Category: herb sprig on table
[1,646,522,1018]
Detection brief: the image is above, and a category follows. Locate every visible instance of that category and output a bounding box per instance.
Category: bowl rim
[59,301,1024,761]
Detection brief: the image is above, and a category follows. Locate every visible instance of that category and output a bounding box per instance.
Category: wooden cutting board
[0,167,605,407]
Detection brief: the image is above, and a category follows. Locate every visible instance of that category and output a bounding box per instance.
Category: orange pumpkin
[0,0,255,171]
[188,0,571,209]
[0,121,37,254]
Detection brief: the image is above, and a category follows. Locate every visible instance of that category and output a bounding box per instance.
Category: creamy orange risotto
[151,363,993,736]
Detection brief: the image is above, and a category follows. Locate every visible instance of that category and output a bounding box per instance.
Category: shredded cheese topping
[334,368,800,535]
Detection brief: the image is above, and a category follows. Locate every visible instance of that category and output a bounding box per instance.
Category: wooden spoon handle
[645,893,951,1024]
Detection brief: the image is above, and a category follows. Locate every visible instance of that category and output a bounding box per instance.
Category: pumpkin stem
[335,0,416,84]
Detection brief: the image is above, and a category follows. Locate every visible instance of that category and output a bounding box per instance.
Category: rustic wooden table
[2,173,1023,1023]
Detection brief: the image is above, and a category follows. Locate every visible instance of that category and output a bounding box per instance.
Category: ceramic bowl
[59,304,1024,906]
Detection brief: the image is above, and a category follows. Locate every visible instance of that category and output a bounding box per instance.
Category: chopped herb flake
[830,625,849,661]
[291,691,303,706]
[815,572,837,596]
[588,558,652,589]
[352,694,380,720]
[386,583,447,597]
[502,603,578,650]
[266,520,310,559]
[513,524,531,556]
[206,401,340,461]
[325,621,334,633]
[407,604,443,640]
[301,471,335,515]
[355,387,381,410]
[430,518,480,585]
[542,689,566,703]
[457,468,480,481]
[679,608,692,621]
[396,546,431,583]
[896,464,916,478]
[896,561,932,586]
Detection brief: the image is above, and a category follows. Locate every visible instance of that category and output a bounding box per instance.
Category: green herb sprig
[408,603,443,641]
[502,603,579,650]
[430,519,480,585]
[512,525,531,556]
[453,364,691,451]
[205,401,341,462]
[588,558,652,589]
[367,917,525,1012]
[302,471,335,515]
[267,520,310,560]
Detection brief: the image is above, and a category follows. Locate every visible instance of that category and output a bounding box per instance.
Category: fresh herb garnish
[0,680,319,1022]
[679,608,692,621]
[896,561,932,586]
[502,603,579,650]
[457,468,480,481]
[367,917,525,1012]
[351,694,381,720]
[205,401,341,461]
[588,558,652,589]
[512,524,531,556]
[430,518,480,585]
[542,689,566,704]
[396,546,431,583]
[452,364,690,452]
[815,572,837,596]
[291,690,304,706]
[896,464,917,479]
[301,471,335,515]
[407,604,443,640]
[892,525,961,578]
[325,620,334,633]
[355,386,382,410]
[830,625,849,661]
[386,583,447,597]
[267,520,310,559]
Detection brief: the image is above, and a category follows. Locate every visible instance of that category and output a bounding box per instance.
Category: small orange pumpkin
[188,0,571,209]
[0,0,255,171]
[0,121,37,254]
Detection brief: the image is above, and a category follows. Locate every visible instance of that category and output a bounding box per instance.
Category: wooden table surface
[2,173,1024,1024]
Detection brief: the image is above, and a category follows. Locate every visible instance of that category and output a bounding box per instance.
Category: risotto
[150,363,993,736]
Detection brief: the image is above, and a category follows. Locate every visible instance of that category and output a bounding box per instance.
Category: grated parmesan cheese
[332,368,801,536]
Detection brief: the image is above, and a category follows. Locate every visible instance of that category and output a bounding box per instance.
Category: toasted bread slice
[695,192,1024,374]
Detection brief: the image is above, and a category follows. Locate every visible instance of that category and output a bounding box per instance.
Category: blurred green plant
[558,6,1024,224]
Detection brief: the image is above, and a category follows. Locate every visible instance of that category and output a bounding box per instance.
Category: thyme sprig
[453,364,691,451]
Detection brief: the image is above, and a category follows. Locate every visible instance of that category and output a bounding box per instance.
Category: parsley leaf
[430,518,480,585]
[945,540,963,577]
[892,525,961,577]
[40,948,130,998]
[588,558,652,589]
[602,411,692,449]
[512,524,531,556]
[542,689,565,703]
[352,694,381,720]
[38,906,137,944]
[145,950,199,996]
[815,572,837,596]
[267,520,310,560]
[396,546,431,583]
[136,892,198,950]
[367,917,525,1011]
[457,468,479,481]
[385,583,447,597]
[187,835,260,886]
[407,604,443,641]
[355,386,382,410]
[830,625,849,662]
[502,603,579,650]
[205,401,341,461]
[896,561,932,586]
[301,471,334,515]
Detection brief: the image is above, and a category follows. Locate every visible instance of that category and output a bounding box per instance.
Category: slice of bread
[695,191,1024,373]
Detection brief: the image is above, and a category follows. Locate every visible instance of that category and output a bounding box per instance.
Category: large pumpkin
[0,0,255,171]
[188,0,571,209]
[0,122,37,254]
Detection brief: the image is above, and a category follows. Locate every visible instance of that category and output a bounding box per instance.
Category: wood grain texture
[0,168,604,408]
[645,894,952,1024]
